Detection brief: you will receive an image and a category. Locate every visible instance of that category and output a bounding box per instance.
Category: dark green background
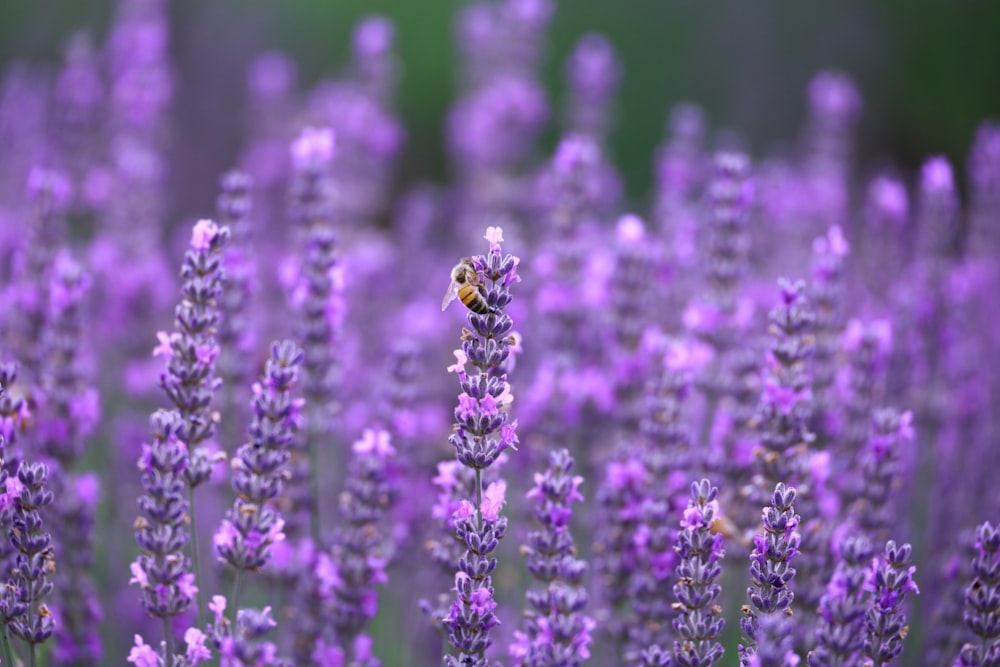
[2,0,999,218]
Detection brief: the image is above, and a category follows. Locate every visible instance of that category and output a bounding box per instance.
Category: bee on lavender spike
[441,258,492,315]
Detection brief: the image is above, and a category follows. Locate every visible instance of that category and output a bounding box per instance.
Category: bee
[441,258,492,314]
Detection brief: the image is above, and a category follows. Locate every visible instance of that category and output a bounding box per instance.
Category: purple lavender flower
[688,150,754,352]
[669,479,726,667]
[6,168,72,381]
[154,218,230,488]
[214,341,303,608]
[153,217,230,611]
[511,448,594,666]
[839,319,893,480]
[809,225,849,436]
[565,33,621,143]
[802,70,861,230]
[808,534,876,666]
[739,483,801,663]
[955,522,1000,666]
[917,156,960,260]
[968,122,1000,254]
[442,226,520,665]
[216,170,258,451]
[287,126,342,540]
[205,596,285,667]
[36,251,99,467]
[849,409,914,545]
[753,280,815,492]
[130,410,197,654]
[349,15,398,106]
[322,428,398,665]
[862,541,918,666]
[51,473,104,667]
[2,461,57,659]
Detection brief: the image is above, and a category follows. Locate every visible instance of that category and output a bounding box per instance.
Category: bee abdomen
[459,285,491,314]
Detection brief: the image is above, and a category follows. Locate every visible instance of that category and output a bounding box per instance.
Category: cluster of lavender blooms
[1,0,999,665]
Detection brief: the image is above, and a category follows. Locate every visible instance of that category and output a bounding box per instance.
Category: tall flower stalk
[511,448,594,665]
[287,126,342,542]
[863,541,918,666]
[441,226,520,665]
[740,483,801,664]
[129,410,197,667]
[153,218,230,618]
[956,522,1000,666]
[669,479,726,667]
[213,340,303,616]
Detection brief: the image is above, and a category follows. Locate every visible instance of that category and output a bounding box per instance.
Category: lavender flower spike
[154,217,230,620]
[214,340,303,610]
[740,482,801,664]
[2,461,57,660]
[862,540,918,666]
[511,448,594,666]
[325,428,398,665]
[154,218,231,488]
[808,534,876,666]
[130,410,197,658]
[955,522,1000,666]
[442,226,520,666]
[670,479,726,667]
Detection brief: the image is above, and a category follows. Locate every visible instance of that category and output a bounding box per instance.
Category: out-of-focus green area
[2,0,999,204]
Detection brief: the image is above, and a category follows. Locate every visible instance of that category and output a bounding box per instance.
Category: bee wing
[441,279,460,311]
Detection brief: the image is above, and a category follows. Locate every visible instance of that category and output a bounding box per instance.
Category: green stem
[0,627,15,667]
[164,617,175,667]
[308,415,322,544]
[230,568,244,626]
[474,467,484,661]
[29,642,36,667]
[188,485,203,626]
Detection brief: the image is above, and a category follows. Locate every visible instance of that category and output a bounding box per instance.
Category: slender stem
[29,642,36,667]
[474,467,484,661]
[230,567,244,626]
[309,422,322,544]
[163,616,175,667]
[1,627,15,667]
[474,469,483,531]
[188,485,203,626]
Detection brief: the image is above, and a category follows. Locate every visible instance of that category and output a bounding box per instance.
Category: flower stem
[231,567,244,626]
[0,627,15,667]
[164,616,175,667]
[188,485,203,626]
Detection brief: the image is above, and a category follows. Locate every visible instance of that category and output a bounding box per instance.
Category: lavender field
[0,1,999,665]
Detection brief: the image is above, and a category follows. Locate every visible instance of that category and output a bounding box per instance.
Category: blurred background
[2,0,999,226]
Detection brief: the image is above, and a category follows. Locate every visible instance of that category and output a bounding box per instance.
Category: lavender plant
[153,218,230,611]
[214,340,303,613]
[740,482,801,664]
[441,227,520,665]
[955,522,1000,666]
[511,448,594,666]
[862,541,918,666]
[668,479,726,667]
